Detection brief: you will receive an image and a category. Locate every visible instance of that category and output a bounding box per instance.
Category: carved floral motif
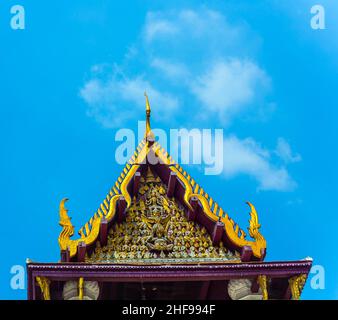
[87,169,239,263]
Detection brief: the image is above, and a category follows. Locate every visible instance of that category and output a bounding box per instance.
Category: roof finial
[144,92,153,139]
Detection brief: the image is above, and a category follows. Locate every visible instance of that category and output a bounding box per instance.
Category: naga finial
[58,198,75,250]
[246,201,261,239]
[59,198,73,228]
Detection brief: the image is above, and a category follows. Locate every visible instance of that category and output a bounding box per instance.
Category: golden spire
[144,92,154,139]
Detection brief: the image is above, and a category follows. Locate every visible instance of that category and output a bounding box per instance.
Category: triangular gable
[58,95,266,261]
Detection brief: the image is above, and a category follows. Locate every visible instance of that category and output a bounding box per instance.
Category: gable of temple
[58,94,267,263]
[86,168,239,264]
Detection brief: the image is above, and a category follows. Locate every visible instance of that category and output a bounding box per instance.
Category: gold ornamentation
[58,198,75,250]
[144,92,154,139]
[78,277,84,300]
[58,198,102,257]
[151,143,266,259]
[36,276,51,300]
[87,170,238,263]
[289,274,307,300]
[257,275,268,300]
[247,202,263,241]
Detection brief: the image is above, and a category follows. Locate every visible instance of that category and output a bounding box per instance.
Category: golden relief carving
[257,275,269,300]
[289,274,307,300]
[87,169,239,264]
[36,276,51,300]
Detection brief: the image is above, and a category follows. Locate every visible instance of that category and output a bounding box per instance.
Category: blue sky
[0,0,337,299]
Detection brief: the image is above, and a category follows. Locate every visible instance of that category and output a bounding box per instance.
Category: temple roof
[58,95,267,262]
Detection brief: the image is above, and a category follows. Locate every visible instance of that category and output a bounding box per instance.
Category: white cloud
[80,8,269,127]
[276,137,302,164]
[144,9,251,52]
[79,7,300,192]
[222,136,297,191]
[191,59,270,122]
[150,58,189,81]
[80,71,178,128]
[141,9,269,124]
[144,13,178,42]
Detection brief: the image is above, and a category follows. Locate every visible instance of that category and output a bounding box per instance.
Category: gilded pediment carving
[87,169,239,264]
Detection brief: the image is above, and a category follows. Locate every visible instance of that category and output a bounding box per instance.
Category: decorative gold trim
[213,202,266,259]
[257,275,268,300]
[78,277,84,300]
[58,198,102,257]
[289,274,307,300]
[36,276,51,300]
[57,141,148,259]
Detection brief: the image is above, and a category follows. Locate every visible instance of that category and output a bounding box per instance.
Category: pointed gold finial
[144,92,154,139]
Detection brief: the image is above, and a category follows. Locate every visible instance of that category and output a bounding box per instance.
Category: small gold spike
[100,205,107,215]
[85,223,90,236]
[209,198,213,208]
[104,199,109,208]
[78,228,85,238]
[213,203,219,214]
